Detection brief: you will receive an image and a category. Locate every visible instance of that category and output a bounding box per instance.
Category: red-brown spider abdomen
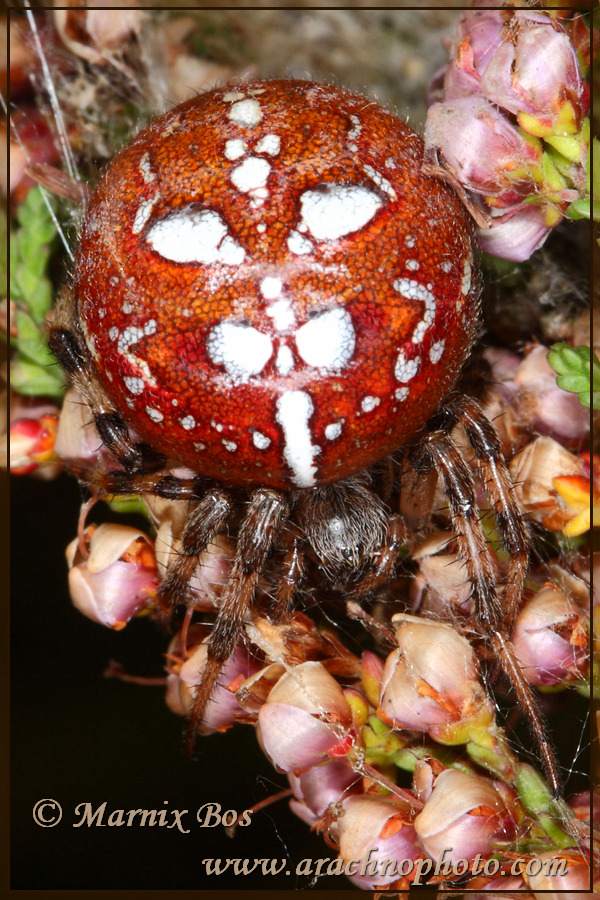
[75,80,480,489]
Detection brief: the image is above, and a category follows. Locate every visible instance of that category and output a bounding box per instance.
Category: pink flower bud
[425,97,542,208]
[164,672,186,717]
[414,769,517,864]
[256,661,353,773]
[509,436,585,532]
[54,388,107,466]
[10,412,59,475]
[485,344,590,447]
[288,759,358,827]
[411,532,473,616]
[154,514,233,612]
[337,794,423,890]
[512,584,588,687]
[66,523,158,629]
[442,9,505,100]
[172,636,260,733]
[426,9,590,262]
[477,205,553,263]
[541,561,590,614]
[522,848,591,895]
[480,12,587,138]
[378,615,493,744]
[360,650,385,707]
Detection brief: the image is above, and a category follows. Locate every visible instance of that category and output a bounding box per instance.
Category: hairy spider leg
[156,488,233,615]
[349,514,407,598]
[411,425,561,797]
[450,395,530,629]
[48,287,166,473]
[183,488,288,755]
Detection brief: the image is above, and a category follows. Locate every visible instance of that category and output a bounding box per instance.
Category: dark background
[10,472,358,891]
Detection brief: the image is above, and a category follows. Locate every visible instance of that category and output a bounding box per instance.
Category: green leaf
[547,344,597,410]
[9,224,19,278]
[544,133,583,163]
[16,184,50,227]
[514,763,574,849]
[11,185,57,275]
[0,204,7,298]
[565,196,591,220]
[14,271,53,325]
[13,310,58,368]
[10,358,65,398]
[548,344,590,375]
[555,374,589,394]
[16,231,51,278]
[9,185,67,400]
[107,497,152,518]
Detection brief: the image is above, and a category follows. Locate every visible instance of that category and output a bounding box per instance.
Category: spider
[43,78,558,794]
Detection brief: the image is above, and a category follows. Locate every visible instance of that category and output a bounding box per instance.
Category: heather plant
[6,4,594,892]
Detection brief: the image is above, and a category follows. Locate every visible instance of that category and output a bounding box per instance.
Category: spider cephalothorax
[47,79,557,790]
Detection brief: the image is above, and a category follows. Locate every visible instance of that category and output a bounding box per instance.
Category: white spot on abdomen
[207,321,273,381]
[117,320,156,354]
[276,391,319,487]
[146,207,245,265]
[295,307,355,371]
[132,194,158,235]
[180,415,196,430]
[462,255,472,295]
[146,407,163,423]
[230,157,271,194]
[260,277,283,300]
[361,395,380,412]
[139,153,156,183]
[361,163,397,200]
[394,278,437,345]
[252,431,271,450]
[123,376,144,395]
[287,230,312,255]
[298,184,382,241]
[115,321,158,388]
[224,139,246,160]
[228,98,262,127]
[429,340,445,364]
[395,351,420,383]
[325,421,343,440]
[255,134,281,156]
[348,114,361,151]
[275,344,294,376]
[266,298,295,331]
